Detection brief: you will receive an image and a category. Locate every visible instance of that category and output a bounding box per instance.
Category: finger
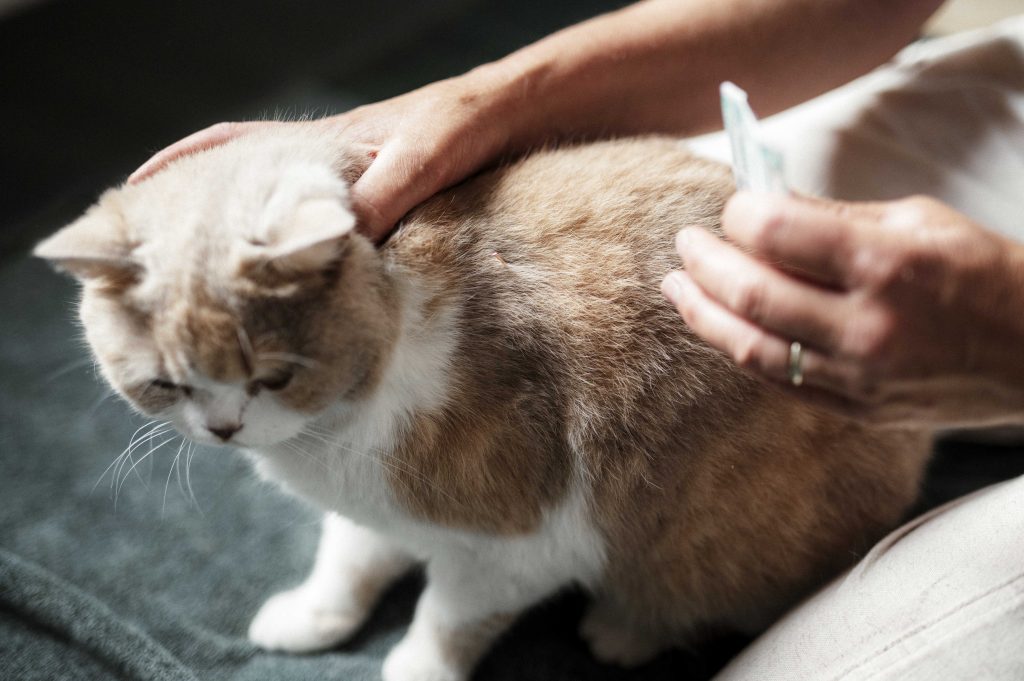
[661,270,861,392]
[721,192,887,289]
[348,140,453,243]
[128,122,250,183]
[676,226,848,352]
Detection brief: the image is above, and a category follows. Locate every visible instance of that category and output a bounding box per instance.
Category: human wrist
[458,55,563,158]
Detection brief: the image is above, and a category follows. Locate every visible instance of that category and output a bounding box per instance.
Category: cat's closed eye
[148,379,193,398]
[249,372,293,395]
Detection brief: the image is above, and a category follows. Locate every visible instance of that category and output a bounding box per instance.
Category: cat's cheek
[234,398,309,447]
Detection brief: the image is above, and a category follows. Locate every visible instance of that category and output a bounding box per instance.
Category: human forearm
[478,0,944,148]
[131,0,945,239]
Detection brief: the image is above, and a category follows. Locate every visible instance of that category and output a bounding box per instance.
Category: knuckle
[849,245,900,289]
[676,293,700,327]
[673,294,692,321]
[746,205,788,254]
[882,195,945,236]
[840,309,896,361]
[729,276,769,321]
[731,330,766,370]
[898,194,941,216]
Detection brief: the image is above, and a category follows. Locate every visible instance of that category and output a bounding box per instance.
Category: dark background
[1,0,628,253]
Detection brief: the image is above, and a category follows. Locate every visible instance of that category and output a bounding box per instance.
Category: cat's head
[35,133,394,448]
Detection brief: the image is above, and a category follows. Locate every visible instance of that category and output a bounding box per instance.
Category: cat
[36,128,931,681]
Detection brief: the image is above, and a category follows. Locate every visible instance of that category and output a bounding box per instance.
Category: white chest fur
[250,273,457,534]
[248,274,607,589]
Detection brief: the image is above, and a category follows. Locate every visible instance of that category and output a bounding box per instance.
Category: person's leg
[713,474,1024,680]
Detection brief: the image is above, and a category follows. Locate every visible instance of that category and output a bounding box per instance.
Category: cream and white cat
[37,128,931,681]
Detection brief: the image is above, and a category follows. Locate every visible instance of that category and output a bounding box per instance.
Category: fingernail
[661,271,686,301]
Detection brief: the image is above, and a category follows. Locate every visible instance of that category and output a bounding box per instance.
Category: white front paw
[382,635,463,681]
[248,588,362,653]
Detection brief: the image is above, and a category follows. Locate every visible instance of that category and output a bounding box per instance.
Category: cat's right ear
[239,197,356,289]
[33,205,139,284]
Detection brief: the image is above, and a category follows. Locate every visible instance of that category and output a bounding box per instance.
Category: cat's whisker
[88,388,118,416]
[93,420,153,494]
[281,439,324,466]
[290,429,334,461]
[376,451,466,509]
[280,440,334,479]
[43,356,93,382]
[295,426,340,446]
[174,441,189,500]
[184,440,204,513]
[116,434,178,499]
[95,420,165,496]
[114,427,170,507]
[171,436,188,489]
[296,426,464,509]
[161,446,184,518]
[114,422,173,497]
[132,425,177,492]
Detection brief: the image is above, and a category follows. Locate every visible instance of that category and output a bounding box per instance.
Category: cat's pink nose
[208,423,242,442]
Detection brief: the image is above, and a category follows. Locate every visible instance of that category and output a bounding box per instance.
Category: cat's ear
[34,204,140,284]
[244,198,356,278]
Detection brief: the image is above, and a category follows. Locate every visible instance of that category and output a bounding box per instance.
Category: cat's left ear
[245,198,356,277]
[34,203,139,284]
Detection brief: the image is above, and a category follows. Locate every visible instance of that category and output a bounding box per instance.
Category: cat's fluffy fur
[37,129,931,681]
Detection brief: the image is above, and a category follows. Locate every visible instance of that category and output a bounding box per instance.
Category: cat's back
[388,137,740,416]
[377,137,930,635]
[393,136,731,277]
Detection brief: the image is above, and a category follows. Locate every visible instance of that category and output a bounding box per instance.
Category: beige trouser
[715,477,1024,680]
[688,16,1024,680]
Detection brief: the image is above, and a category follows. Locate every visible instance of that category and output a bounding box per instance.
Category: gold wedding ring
[788,341,804,387]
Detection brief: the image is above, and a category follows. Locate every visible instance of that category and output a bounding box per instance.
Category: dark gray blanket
[2,255,756,680]
[4,245,1024,681]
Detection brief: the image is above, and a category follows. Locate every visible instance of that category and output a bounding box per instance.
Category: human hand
[129,67,523,242]
[661,192,1024,428]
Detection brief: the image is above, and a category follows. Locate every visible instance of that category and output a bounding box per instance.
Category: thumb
[348,141,457,243]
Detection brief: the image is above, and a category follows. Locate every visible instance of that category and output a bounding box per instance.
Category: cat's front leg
[382,554,558,681]
[249,513,414,653]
